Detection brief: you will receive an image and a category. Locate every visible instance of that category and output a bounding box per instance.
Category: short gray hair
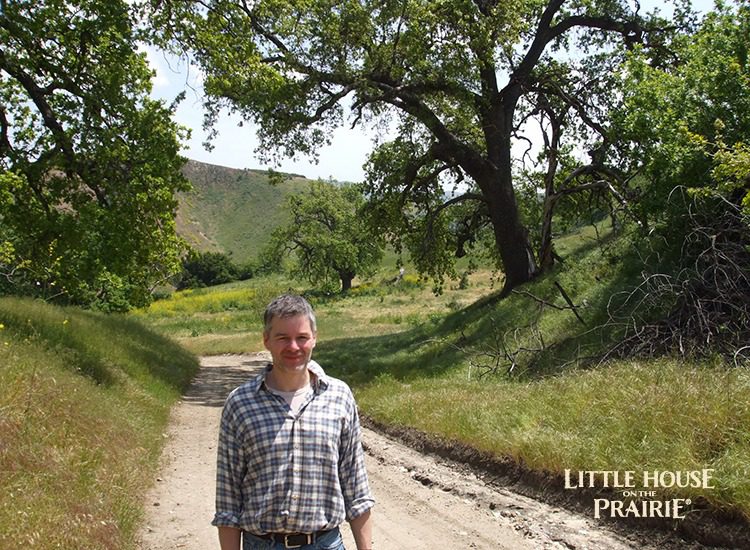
[263,294,317,334]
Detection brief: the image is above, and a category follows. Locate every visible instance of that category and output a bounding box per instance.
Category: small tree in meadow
[264,181,384,293]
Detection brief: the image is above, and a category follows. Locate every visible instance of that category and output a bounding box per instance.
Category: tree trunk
[477,166,538,295]
[339,271,354,293]
[538,105,561,273]
[469,93,538,294]
[471,109,538,295]
[538,195,556,272]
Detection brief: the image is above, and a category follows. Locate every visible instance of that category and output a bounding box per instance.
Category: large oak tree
[149,0,690,294]
[1,0,189,309]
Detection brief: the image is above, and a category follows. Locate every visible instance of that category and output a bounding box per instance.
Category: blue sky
[146,0,717,183]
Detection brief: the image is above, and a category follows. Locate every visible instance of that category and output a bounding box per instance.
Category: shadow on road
[183,355,269,408]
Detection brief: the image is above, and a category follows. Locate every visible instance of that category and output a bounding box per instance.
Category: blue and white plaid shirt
[212,360,374,534]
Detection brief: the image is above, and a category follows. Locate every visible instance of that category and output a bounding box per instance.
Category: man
[212,294,374,550]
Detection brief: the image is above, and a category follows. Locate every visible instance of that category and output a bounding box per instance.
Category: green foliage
[148,0,688,292]
[616,2,750,220]
[603,4,750,358]
[0,0,189,311]
[263,181,384,292]
[176,250,250,290]
[712,140,750,217]
[0,297,199,548]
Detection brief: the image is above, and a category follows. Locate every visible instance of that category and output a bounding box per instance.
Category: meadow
[2,221,747,550]
[135,225,750,528]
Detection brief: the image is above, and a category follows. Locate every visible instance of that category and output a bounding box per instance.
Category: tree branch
[0,48,76,166]
[434,191,487,215]
[0,105,12,157]
[510,1,676,102]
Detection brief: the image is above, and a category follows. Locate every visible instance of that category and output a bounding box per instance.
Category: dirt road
[135,354,658,550]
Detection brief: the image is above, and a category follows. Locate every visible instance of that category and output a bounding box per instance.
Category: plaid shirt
[212,360,374,534]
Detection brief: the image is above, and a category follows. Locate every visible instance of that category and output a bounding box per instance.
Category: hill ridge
[176,158,315,263]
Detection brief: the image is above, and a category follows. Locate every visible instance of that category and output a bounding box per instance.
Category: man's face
[263,314,317,375]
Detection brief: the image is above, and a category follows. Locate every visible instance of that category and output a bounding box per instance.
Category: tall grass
[0,297,199,549]
[311,226,750,520]
[350,360,750,515]
[134,221,750,522]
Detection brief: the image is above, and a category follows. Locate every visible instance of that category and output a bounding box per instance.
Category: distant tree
[147,0,692,294]
[263,181,384,292]
[176,250,242,289]
[0,0,189,310]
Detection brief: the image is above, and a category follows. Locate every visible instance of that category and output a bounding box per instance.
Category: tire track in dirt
[136,354,666,550]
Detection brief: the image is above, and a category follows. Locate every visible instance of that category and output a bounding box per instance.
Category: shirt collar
[254,359,330,393]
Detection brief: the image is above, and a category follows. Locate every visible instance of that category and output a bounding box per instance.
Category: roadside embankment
[0,297,199,549]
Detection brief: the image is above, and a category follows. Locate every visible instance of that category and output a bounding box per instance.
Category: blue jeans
[242,527,345,550]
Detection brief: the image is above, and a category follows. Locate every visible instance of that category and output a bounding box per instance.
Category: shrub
[176,250,243,289]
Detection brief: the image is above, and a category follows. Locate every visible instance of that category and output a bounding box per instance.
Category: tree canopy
[147,0,695,294]
[616,1,750,217]
[262,181,384,293]
[176,250,251,290]
[589,2,750,362]
[1,0,189,310]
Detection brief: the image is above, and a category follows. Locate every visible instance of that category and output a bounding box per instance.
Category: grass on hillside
[136,222,750,521]
[0,297,199,549]
[179,160,316,263]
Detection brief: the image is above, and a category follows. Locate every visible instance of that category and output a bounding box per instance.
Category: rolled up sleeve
[339,395,375,520]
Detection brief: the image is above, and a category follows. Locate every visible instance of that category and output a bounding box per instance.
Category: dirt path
[136,354,657,549]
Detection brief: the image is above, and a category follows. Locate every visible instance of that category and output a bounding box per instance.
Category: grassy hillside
[177,159,317,263]
[0,297,199,549]
[136,224,750,544]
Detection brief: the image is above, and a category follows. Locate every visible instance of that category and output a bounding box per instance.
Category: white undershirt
[268,383,312,415]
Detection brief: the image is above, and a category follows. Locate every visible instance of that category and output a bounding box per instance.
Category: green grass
[347,360,750,514]
[134,266,490,354]
[135,221,750,521]
[178,160,317,263]
[0,297,199,549]
[308,227,750,519]
[132,276,292,354]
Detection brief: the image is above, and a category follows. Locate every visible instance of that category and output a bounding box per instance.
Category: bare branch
[512,281,586,325]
